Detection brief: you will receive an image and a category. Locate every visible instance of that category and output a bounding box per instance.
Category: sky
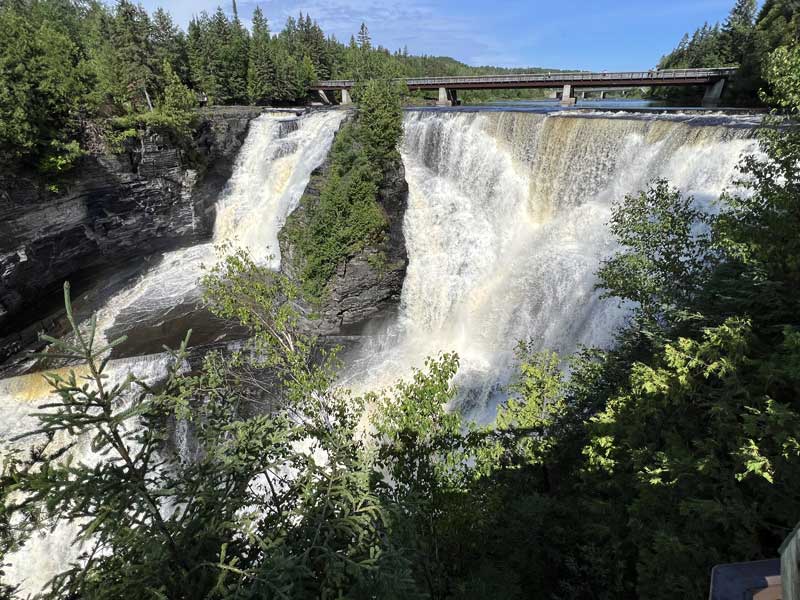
[139,0,742,71]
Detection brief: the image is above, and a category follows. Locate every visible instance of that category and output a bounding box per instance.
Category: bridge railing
[312,68,738,89]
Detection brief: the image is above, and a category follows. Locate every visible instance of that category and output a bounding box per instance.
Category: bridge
[311,67,737,107]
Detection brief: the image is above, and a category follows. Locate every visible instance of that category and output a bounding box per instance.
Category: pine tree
[300,53,317,90]
[204,7,247,104]
[160,60,196,115]
[187,13,213,99]
[357,22,371,50]
[282,14,298,56]
[0,5,85,168]
[110,0,155,111]
[721,0,757,64]
[227,8,250,103]
[247,6,275,105]
[151,8,189,89]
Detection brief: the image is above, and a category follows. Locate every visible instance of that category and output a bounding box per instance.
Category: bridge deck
[311,68,737,91]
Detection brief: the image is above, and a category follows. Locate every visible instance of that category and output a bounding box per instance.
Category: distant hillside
[390,54,573,102]
[391,54,570,77]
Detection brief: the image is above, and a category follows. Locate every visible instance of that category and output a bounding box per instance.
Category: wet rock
[0,107,265,354]
[279,121,409,336]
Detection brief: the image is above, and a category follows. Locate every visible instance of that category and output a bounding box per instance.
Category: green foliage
[187,8,249,105]
[657,0,797,104]
[108,0,156,111]
[286,82,402,302]
[0,3,87,170]
[556,42,800,597]
[598,179,713,328]
[491,347,568,467]
[6,4,800,599]
[151,8,190,85]
[247,7,276,105]
[10,60,800,591]
[2,255,433,598]
[0,0,566,174]
[761,44,800,111]
[161,61,196,115]
[357,80,404,166]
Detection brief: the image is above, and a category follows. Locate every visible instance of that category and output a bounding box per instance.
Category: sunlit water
[340,109,758,421]
[0,105,761,593]
[0,110,346,596]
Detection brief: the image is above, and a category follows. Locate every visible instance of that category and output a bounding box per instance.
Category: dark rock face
[279,126,409,336]
[319,159,408,334]
[0,107,265,353]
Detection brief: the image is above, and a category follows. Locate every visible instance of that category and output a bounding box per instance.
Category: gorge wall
[0,107,271,363]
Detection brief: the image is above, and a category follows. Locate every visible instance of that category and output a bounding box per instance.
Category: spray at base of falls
[342,110,759,421]
[0,109,346,597]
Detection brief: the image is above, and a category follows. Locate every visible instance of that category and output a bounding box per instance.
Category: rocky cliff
[0,107,269,358]
[279,125,409,336]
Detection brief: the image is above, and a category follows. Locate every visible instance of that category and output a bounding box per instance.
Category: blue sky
[140,0,741,70]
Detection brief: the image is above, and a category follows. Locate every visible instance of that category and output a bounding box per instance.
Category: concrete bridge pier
[702,79,725,107]
[437,87,458,106]
[341,88,352,105]
[560,84,576,106]
[317,90,332,105]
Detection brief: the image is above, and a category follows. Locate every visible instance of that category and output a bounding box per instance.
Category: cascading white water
[95,110,346,344]
[343,110,759,421]
[0,109,346,596]
[0,106,762,593]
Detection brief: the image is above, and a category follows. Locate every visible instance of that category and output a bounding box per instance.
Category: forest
[0,0,557,177]
[656,0,799,103]
[1,36,800,600]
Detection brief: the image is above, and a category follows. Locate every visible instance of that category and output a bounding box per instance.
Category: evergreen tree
[281,14,299,56]
[0,3,86,169]
[110,0,155,111]
[187,13,214,98]
[720,0,757,64]
[357,22,372,50]
[160,60,196,115]
[207,7,233,102]
[151,8,190,87]
[227,6,250,103]
[247,6,276,105]
[299,54,317,91]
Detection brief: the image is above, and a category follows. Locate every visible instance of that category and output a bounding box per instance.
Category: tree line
[0,0,564,176]
[657,0,799,103]
[0,0,389,173]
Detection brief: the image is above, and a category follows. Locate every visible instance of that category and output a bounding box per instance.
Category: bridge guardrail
[312,68,738,89]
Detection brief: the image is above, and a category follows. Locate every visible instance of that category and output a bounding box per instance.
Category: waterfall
[0,106,761,593]
[0,109,346,597]
[343,110,759,420]
[94,110,346,346]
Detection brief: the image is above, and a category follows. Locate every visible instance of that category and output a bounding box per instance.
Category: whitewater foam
[342,110,758,420]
